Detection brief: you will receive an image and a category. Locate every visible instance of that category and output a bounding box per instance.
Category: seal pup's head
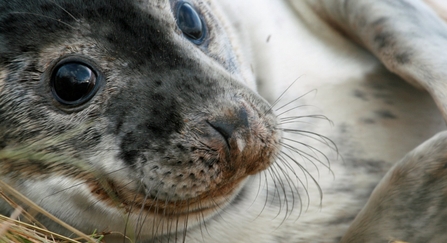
[0,0,281,240]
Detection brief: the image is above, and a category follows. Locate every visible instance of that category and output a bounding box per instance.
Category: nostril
[207,120,234,142]
[237,107,249,128]
[207,107,249,142]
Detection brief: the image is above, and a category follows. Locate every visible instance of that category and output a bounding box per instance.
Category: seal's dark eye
[176,2,206,44]
[51,62,98,106]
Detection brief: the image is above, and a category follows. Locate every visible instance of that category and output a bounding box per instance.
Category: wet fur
[1,0,447,242]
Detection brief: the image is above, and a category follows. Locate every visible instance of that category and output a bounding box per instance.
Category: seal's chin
[88,174,249,237]
[89,174,248,215]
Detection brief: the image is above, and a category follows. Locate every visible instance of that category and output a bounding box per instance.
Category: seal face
[0,0,281,240]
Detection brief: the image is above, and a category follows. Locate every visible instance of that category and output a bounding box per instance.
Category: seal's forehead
[0,0,180,60]
[0,0,252,88]
[135,0,171,9]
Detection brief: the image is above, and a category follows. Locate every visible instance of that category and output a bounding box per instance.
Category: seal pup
[0,0,282,241]
[1,0,447,242]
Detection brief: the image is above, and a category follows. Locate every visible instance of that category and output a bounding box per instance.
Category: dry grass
[0,180,103,243]
[0,126,108,242]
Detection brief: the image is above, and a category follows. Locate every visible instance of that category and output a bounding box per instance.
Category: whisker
[275,160,302,221]
[279,114,333,125]
[135,192,151,241]
[275,104,315,117]
[151,196,160,242]
[174,211,180,243]
[274,153,306,196]
[181,199,189,243]
[280,141,323,179]
[274,89,317,112]
[264,164,286,219]
[50,0,80,22]
[279,151,323,206]
[165,197,175,243]
[254,170,270,218]
[274,154,306,212]
[280,128,338,153]
[10,12,76,29]
[281,138,332,172]
[124,179,144,241]
[267,76,303,112]
[38,163,139,204]
[269,161,301,224]
[198,200,211,242]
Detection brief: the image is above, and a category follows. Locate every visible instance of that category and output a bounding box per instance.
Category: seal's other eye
[51,62,99,106]
[176,2,206,44]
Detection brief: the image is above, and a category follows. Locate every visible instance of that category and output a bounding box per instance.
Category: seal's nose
[207,107,249,145]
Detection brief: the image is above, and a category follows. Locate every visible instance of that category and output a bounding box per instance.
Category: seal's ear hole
[50,59,101,107]
[174,2,207,44]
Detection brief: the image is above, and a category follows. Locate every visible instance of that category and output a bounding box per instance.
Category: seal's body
[1,0,447,242]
